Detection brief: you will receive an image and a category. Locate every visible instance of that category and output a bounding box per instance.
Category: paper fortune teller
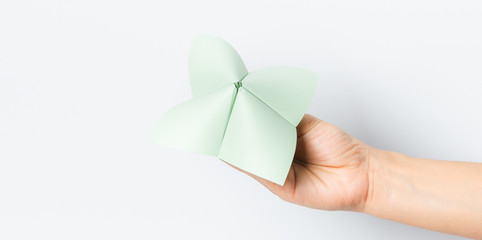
[152,34,319,185]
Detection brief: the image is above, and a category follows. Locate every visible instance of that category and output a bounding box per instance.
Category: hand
[237,114,372,211]
[230,114,482,238]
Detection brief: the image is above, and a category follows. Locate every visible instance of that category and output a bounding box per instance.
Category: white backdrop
[1,0,481,239]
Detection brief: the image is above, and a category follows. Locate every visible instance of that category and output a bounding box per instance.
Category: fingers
[297,114,323,138]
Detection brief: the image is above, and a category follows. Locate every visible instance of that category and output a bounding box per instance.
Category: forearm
[363,148,482,238]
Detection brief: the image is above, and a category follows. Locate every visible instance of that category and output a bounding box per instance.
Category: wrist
[361,147,398,215]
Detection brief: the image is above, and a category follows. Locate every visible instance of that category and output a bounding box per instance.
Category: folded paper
[152,34,319,185]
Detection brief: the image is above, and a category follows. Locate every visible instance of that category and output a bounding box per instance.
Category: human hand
[229,114,482,238]
[234,114,372,211]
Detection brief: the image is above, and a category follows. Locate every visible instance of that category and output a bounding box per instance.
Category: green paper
[242,67,318,126]
[188,35,248,97]
[152,85,236,156]
[218,88,297,185]
[152,34,319,185]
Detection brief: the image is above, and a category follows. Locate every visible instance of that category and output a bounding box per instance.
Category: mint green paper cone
[152,85,236,156]
[188,34,248,97]
[218,88,296,185]
[242,67,319,126]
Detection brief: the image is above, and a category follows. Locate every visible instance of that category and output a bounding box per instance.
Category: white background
[1,0,481,239]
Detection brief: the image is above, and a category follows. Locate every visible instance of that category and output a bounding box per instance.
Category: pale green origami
[152,35,319,185]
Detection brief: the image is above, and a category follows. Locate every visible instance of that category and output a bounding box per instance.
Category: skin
[233,114,482,239]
